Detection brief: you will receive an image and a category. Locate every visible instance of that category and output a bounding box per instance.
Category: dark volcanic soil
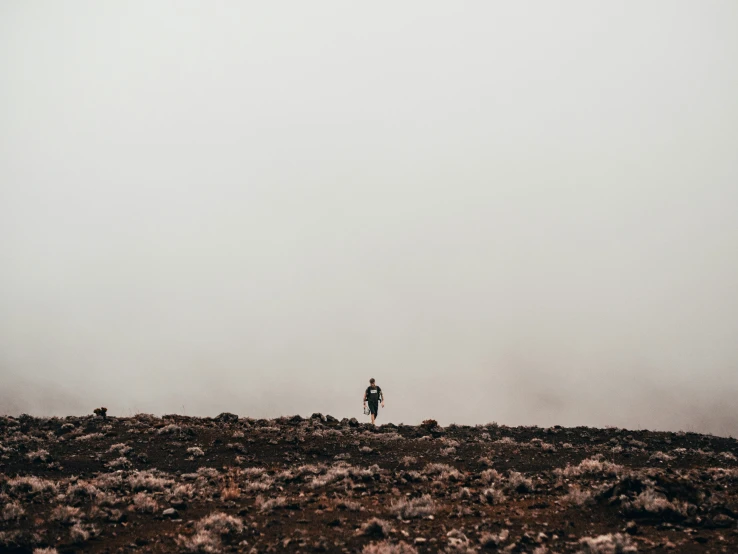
[1,413,737,553]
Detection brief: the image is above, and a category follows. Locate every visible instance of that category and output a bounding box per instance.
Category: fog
[1,2,737,435]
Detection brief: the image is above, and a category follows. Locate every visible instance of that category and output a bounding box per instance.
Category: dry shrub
[156,424,181,435]
[179,530,220,553]
[75,433,104,441]
[108,443,132,455]
[177,512,244,553]
[401,456,417,466]
[390,494,436,519]
[220,483,240,501]
[559,456,623,478]
[133,492,158,513]
[362,540,418,554]
[69,523,96,543]
[445,529,476,553]
[255,495,286,512]
[423,463,462,481]
[128,470,174,491]
[1,501,25,521]
[196,512,243,535]
[187,447,205,457]
[649,451,674,463]
[67,481,99,502]
[220,469,241,501]
[337,499,361,511]
[480,529,509,548]
[243,475,274,492]
[26,449,51,463]
[626,488,689,517]
[359,517,393,538]
[8,476,58,496]
[310,465,351,488]
[240,467,266,478]
[718,451,737,462]
[507,471,533,493]
[91,472,124,491]
[480,469,501,484]
[33,549,59,554]
[171,483,196,499]
[50,505,80,524]
[563,485,594,506]
[106,457,131,469]
[479,486,506,505]
[577,533,637,553]
[197,467,221,479]
[93,492,118,507]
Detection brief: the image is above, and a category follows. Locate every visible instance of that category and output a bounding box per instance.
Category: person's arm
[381,389,385,407]
[363,389,367,405]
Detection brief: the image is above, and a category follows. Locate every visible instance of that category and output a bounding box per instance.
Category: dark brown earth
[1,413,737,553]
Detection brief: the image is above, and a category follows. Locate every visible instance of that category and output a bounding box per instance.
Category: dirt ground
[1,412,737,553]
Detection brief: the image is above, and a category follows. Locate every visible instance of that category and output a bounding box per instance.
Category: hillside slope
[1,413,737,553]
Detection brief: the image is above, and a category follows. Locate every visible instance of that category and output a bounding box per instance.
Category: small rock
[162,508,179,518]
[414,538,427,545]
[711,514,735,528]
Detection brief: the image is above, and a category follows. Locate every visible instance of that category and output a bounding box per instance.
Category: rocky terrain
[1,412,737,553]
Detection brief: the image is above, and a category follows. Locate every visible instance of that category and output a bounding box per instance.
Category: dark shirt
[365,385,382,404]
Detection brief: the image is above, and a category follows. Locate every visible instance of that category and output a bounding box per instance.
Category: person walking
[363,378,384,425]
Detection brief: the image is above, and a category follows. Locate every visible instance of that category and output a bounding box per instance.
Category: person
[363,378,384,425]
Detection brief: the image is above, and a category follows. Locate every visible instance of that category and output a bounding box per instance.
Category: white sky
[1,1,737,434]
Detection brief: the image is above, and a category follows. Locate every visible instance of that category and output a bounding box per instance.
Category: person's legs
[369,402,378,425]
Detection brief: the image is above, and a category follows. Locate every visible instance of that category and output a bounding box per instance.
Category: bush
[390,494,436,519]
[50,505,80,524]
[196,512,243,535]
[255,495,286,512]
[560,456,622,478]
[507,471,533,493]
[133,492,158,513]
[577,533,637,554]
[480,529,509,548]
[26,449,51,463]
[479,486,506,505]
[7,476,58,496]
[1,501,25,521]
[362,541,418,554]
[359,517,392,538]
[563,486,594,506]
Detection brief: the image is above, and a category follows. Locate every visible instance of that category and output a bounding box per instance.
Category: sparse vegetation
[577,533,637,553]
[0,414,736,552]
[359,517,393,538]
[390,494,436,519]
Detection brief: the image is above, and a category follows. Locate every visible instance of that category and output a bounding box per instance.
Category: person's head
[369,378,375,386]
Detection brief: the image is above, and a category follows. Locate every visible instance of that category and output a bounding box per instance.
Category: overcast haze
[1,2,737,435]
